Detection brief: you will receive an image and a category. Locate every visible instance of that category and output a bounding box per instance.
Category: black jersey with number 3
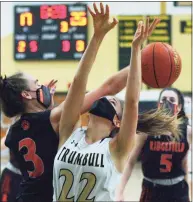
[141,123,189,179]
[5,110,59,202]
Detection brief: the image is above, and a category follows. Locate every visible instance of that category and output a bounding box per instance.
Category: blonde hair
[137,108,183,141]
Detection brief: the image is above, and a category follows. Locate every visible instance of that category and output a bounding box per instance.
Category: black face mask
[89,97,117,123]
[159,100,177,115]
[36,85,52,109]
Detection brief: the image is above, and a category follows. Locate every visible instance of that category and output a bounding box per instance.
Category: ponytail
[0,72,28,117]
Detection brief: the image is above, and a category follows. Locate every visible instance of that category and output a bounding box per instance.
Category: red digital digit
[160,154,172,173]
[47,7,52,18]
[40,5,49,19]
[29,41,38,52]
[51,5,58,19]
[40,5,67,20]
[58,5,67,19]
[19,138,44,178]
[17,41,26,53]
[62,40,70,52]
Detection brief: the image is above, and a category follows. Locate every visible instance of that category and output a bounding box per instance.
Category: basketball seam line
[152,43,159,88]
[162,43,173,87]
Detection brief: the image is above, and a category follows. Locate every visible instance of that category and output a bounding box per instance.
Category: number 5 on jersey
[160,154,172,173]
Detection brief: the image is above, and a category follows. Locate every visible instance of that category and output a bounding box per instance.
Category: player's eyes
[169,98,176,103]
[161,97,167,102]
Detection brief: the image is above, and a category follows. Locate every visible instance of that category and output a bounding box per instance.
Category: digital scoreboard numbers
[118,15,171,70]
[14,4,88,60]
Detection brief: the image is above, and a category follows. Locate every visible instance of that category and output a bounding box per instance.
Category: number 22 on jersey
[58,169,96,202]
[19,138,44,178]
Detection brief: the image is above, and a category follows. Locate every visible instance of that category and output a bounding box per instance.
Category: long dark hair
[0,72,28,117]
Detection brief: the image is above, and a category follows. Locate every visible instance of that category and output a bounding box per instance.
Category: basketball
[141,42,182,88]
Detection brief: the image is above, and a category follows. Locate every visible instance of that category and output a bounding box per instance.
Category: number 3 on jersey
[160,154,172,173]
[19,138,44,178]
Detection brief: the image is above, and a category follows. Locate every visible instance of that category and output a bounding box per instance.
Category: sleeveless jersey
[141,123,189,179]
[5,110,58,201]
[53,128,121,201]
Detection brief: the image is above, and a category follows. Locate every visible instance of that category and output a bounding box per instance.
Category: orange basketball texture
[141,42,182,88]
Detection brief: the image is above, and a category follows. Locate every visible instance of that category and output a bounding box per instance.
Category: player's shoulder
[73,127,87,139]
[8,118,21,133]
[81,126,87,131]
[73,127,87,135]
[5,120,20,148]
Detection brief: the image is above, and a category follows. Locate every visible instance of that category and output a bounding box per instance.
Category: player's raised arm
[58,3,118,147]
[111,17,160,159]
[51,65,130,133]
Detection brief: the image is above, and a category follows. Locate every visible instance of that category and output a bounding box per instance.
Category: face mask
[159,100,178,115]
[36,85,52,109]
[89,97,117,123]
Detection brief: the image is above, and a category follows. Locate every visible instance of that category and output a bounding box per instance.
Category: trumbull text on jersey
[57,147,105,167]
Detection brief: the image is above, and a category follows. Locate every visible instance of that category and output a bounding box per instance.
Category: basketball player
[53,5,161,200]
[159,88,192,201]
[0,3,131,201]
[116,88,191,202]
[1,140,22,202]
[0,122,22,202]
[184,95,192,199]
[0,80,56,202]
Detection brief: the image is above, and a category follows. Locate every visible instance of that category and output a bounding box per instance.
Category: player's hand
[44,79,57,109]
[45,79,58,95]
[132,17,160,48]
[88,3,118,37]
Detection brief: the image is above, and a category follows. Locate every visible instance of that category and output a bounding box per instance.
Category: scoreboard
[14,4,88,60]
[118,15,171,70]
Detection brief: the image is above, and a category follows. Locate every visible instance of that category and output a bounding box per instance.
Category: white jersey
[53,128,121,201]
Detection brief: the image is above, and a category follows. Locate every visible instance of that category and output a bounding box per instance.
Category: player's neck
[86,118,112,143]
[24,101,46,113]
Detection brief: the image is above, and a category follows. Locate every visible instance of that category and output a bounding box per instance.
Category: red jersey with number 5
[141,122,189,179]
[5,110,58,202]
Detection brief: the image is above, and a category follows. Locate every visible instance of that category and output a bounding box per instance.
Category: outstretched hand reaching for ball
[132,17,160,48]
[88,3,118,37]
